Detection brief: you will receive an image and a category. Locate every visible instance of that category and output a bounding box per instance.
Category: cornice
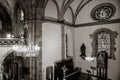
[75,18,120,27]
[40,18,120,27]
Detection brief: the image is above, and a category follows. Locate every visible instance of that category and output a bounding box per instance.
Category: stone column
[34,20,42,80]
[61,24,66,60]
[26,19,42,80]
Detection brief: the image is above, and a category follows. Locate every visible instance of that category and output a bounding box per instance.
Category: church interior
[0,0,119,80]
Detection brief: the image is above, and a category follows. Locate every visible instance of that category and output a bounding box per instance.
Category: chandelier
[12,44,40,53]
[12,23,40,56]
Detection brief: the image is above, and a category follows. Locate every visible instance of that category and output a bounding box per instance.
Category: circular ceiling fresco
[91,3,116,21]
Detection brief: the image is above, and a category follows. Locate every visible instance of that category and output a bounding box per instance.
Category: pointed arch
[45,0,59,19]
[90,28,118,59]
[14,1,29,23]
[0,50,15,63]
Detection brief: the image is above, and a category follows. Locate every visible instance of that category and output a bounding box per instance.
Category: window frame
[90,28,118,59]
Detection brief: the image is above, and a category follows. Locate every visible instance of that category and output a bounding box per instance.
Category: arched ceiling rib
[61,0,74,18]
[68,6,74,23]
[43,0,92,24]
[2,0,119,27]
[6,0,92,24]
[74,0,92,22]
[53,0,60,19]
[64,6,73,23]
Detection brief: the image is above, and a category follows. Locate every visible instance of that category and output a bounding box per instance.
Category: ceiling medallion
[91,3,116,20]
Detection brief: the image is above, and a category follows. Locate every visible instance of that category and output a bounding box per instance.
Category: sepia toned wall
[74,24,120,80]
[73,0,120,80]
[42,23,62,80]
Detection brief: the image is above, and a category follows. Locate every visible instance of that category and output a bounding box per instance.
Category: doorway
[2,52,25,80]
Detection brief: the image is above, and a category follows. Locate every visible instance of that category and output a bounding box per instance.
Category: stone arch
[0,50,15,64]
[1,50,25,80]
[0,50,25,70]
[1,51,25,66]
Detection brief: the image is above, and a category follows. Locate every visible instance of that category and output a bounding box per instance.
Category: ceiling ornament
[91,3,116,21]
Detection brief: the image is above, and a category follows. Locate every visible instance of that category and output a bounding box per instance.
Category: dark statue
[80,43,86,59]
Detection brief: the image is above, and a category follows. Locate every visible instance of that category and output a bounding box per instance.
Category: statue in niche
[80,43,86,59]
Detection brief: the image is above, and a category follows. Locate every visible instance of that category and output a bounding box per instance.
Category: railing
[0,38,25,46]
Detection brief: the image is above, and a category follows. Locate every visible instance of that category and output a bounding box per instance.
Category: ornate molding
[90,3,116,21]
[0,38,25,46]
[90,28,118,59]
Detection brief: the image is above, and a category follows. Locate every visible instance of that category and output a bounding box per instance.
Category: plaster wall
[64,26,75,57]
[42,22,62,80]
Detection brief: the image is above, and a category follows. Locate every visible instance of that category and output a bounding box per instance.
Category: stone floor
[78,73,111,80]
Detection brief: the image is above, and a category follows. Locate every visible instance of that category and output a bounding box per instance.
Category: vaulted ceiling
[0,0,120,27]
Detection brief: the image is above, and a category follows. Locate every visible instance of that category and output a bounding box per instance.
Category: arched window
[17,8,25,22]
[90,28,118,59]
[19,9,24,22]
[97,31,110,55]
